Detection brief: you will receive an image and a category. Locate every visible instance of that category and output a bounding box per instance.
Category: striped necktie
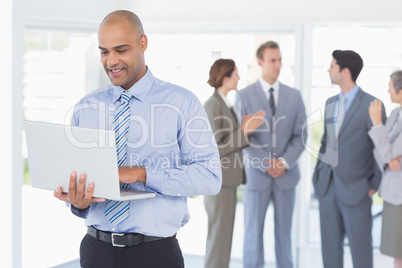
[105,90,132,226]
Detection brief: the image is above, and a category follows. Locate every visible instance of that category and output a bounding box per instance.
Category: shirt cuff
[71,204,89,219]
[278,157,289,169]
[144,166,165,197]
[371,124,382,130]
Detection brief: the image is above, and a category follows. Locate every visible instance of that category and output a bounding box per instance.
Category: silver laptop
[24,120,156,201]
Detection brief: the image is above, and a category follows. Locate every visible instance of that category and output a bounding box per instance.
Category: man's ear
[257,58,264,67]
[342,67,351,79]
[139,34,148,52]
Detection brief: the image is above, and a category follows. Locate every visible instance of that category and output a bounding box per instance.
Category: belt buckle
[111,233,125,247]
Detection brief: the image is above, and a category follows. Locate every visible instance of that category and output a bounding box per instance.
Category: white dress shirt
[258,78,289,169]
[259,78,279,105]
[217,90,232,108]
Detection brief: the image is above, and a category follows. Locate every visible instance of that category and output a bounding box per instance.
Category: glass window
[146,33,295,105]
[22,28,100,268]
[23,30,101,125]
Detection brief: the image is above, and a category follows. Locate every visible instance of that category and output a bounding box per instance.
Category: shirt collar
[216,91,232,108]
[339,84,359,103]
[112,66,154,104]
[259,78,280,92]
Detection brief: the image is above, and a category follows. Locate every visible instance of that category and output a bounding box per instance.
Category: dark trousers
[80,233,184,268]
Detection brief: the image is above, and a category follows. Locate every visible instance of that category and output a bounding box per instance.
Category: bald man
[54,10,222,268]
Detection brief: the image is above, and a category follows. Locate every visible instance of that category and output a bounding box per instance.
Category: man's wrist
[71,204,89,218]
[134,166,147,184]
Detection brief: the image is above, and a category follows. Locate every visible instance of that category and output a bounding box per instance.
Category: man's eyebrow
[98,44,130,50]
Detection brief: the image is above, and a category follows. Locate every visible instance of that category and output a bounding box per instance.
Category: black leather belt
[87,226,170,247]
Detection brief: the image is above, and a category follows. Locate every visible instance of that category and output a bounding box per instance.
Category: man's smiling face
[98,18,147,89]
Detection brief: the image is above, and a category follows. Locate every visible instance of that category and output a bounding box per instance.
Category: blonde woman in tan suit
[369,70,402,268]
[203,59,265,268]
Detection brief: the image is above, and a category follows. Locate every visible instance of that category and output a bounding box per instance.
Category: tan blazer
[204,91,249,188]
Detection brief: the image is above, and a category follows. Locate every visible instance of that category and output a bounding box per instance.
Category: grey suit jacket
[369,107,402,205]
[313,88,386,206]
[204,91,249,188]
[235,81,307,191]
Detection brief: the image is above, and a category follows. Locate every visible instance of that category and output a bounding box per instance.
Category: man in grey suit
[312,50,386,268]
[235,41,307,268]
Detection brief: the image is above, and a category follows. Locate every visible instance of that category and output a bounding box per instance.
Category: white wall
[114,0,402,23]
[1,0,15,266]
[18,0,402,27]
[19,0,111,23]
[2,0,26,267]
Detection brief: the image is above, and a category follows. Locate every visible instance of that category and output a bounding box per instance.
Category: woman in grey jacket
[203,59,265,268]
[368,70,402,268]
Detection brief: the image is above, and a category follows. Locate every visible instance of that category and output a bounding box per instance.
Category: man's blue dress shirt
[333,85,360,121]
[70,68,222,236]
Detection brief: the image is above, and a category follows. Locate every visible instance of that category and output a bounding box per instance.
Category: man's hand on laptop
[118,166,147,184]
[53,171,106,209]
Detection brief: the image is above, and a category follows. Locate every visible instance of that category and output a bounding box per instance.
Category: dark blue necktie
[269,88,276,116]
